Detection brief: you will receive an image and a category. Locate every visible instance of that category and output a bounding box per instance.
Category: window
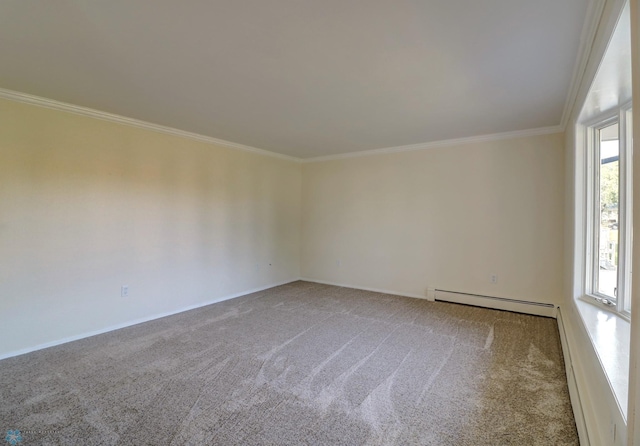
[586,105,632,315]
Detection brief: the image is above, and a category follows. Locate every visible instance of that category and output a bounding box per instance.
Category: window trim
[583,102,633,318]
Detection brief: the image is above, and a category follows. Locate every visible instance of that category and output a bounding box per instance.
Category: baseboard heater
[434,289,557,318]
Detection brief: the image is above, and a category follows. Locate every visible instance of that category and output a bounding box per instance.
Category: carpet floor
[1,281,578,445]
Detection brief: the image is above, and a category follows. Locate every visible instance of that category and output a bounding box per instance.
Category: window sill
[576,296,630,418]
[583,294,631,322]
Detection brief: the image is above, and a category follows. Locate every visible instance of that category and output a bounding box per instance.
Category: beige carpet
[0,281,577,445]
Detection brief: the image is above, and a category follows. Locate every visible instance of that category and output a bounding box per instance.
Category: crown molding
[0,88,564,164]
[302,125,564,163]
[0,88,301,163]
[560,0,607,129]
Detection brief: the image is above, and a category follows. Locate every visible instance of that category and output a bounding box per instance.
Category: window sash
[585,105,632,316]
[590,118,619,304]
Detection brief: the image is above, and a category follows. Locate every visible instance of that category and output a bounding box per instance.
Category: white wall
[301,133,565,305]
[0,98,301,357]
[562,0,635,443]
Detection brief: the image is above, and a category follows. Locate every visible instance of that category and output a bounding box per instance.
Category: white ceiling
[580,1,631,122]
[0,0,589,159]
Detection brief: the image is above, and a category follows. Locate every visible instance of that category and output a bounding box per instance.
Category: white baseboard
[299,278,431,301]
[433,289,557,318]
[299,279,559,318]
[0,278,299,361]
[557,307,590,446]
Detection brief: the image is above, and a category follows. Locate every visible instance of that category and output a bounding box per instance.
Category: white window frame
[584,102,633,317]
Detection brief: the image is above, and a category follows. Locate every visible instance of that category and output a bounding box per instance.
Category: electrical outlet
[490,274,498,284]
[337,260,342,267]
[121,285,129,297]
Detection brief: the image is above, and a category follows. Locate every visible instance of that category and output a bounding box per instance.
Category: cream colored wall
[0,95,566,359]
[0,98,301,357]
[301,133,565,304]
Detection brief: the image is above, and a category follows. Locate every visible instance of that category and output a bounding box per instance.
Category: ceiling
[0,0,590,159]
[580,1,631,123]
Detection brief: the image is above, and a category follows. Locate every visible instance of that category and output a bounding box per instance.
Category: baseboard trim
[299,278,430,301]
[434,289,557,318]
[557,307,591,446]
[298,279,559,318]
[0,278,299,361]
